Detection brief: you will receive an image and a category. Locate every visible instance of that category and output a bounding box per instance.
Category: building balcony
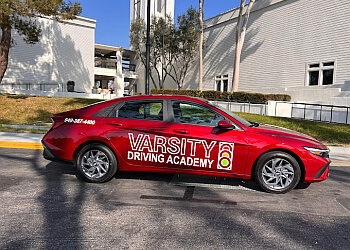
[94,65,138,79]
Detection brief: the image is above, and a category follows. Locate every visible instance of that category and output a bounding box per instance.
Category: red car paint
[42,95,330,185]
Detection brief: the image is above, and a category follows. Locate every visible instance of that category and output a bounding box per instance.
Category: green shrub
[150,89,202,97]
[150,89,291,104]
[265,94,291,102]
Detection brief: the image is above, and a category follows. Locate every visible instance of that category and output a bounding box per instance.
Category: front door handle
[107,122,122,127]
[172,129,188,134]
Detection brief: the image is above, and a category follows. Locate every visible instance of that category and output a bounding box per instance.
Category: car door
[165,99,249,175]
[100,99,172,171]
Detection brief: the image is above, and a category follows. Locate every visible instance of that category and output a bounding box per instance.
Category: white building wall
[130,0,175,24]
[3,16,96,93]
[184,0,350,93]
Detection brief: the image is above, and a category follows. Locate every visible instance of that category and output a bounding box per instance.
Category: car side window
[171,101,224,127]
[116,101,163,121]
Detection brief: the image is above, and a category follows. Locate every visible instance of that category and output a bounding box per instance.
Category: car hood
[248,123,325,147]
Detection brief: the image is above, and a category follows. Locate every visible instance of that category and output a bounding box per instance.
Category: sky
[80,0,242,49]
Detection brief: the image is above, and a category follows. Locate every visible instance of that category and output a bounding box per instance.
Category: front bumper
[314,162,330,179]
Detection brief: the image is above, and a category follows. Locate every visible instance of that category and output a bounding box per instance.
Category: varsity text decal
[127,133,234,170]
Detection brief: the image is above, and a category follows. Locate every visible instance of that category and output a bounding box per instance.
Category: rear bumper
[42,141,72,165]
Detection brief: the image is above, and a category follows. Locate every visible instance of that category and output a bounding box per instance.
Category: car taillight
[50,118,63,130]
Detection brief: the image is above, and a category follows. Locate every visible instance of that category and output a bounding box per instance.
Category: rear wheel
[76,144,118,183]
[255,151,301,194]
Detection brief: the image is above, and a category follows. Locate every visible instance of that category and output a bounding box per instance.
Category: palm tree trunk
[0,27,11,83]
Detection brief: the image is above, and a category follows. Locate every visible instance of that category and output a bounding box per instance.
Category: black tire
[76,143,118,183]
[255,151,301,194]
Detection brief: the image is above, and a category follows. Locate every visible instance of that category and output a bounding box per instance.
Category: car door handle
[172,129,188,134]
[107,122,122,127]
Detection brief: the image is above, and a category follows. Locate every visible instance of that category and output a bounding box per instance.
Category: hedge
[149,89,291,104]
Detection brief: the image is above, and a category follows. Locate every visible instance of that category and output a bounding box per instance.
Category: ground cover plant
[0,93,348,145]
[0,93,100,124]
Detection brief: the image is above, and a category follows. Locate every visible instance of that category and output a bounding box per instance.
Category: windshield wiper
[249,121,260,127]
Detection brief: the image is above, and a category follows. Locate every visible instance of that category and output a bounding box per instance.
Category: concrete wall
[2,16,96,93]
[182,0,350,93]
[0,88,117,100]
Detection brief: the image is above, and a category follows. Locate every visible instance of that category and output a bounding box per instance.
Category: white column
[115,50,124,97]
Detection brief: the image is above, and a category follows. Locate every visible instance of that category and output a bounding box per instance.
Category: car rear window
[116,100,163,121]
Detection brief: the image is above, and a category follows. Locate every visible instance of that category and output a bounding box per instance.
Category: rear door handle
[107,122,122,127]
[172,129,188,134]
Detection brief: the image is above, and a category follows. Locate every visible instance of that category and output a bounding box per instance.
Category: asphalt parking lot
[0,147,349,249]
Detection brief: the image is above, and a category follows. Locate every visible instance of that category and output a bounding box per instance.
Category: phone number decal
[64,118,96,125]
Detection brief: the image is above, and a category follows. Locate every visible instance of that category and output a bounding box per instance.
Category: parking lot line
[332,153,350,158]
[0,141,43,150]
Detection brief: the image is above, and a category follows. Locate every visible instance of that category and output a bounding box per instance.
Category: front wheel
[255,151,301,194]
[76,143,118,183]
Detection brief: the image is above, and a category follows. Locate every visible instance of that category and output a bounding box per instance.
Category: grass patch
[0,93,101,124]
[238,112,350,145]
[0,126,48,134]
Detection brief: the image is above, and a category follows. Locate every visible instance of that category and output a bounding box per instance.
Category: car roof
[116,95,209,103]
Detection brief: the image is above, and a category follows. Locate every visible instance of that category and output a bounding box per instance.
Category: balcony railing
[122,63,136,72]
[95,62,136,72]
[95,62,116,69]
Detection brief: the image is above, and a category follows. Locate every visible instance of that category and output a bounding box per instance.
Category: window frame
[305,61,336,86]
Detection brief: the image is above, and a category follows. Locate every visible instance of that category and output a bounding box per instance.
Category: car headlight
[302,146,330,158]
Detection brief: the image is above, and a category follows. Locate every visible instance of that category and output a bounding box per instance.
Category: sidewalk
[328,146,350,166]
[0,132,44,150]
[0,132,349,166]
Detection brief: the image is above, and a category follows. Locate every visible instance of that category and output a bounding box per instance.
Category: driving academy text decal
[127,133,234,170]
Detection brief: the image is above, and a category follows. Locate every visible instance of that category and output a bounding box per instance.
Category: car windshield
[210,103,253,127]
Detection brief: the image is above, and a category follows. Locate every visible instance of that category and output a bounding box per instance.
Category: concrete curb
[2,124,50,131]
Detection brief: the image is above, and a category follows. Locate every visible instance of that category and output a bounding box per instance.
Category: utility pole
[199,0,204,91]
[145,0,151,94]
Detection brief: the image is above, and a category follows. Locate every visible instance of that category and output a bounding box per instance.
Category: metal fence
[1,83,61,92]
[291,102,350,125]
[212,100,350,125]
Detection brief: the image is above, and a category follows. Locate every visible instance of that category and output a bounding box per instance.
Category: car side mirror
[217,119,234,129]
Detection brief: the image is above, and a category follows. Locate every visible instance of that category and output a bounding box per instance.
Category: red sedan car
[42,95,330,193]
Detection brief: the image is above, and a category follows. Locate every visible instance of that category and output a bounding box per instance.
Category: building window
[215,74,229,92]
[134,0,141,19]
[307,61,335,86]
[157,0,162,12]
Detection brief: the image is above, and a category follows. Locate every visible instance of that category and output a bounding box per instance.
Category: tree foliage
[130,15,176,89]
[0,0,82,82]
[171,6,201,90]
[130,6,200,90]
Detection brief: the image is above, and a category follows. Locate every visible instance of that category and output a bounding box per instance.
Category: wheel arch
[250,148,305,183]
[72,140,119,167]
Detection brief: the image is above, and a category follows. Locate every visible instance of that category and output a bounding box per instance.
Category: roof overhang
[95,44,136,59]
